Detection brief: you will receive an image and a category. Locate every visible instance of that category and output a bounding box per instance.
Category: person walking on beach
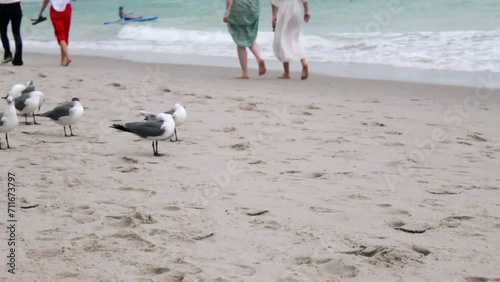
[223,0,266,79]
[38,0,72,66]
[0,0,23,65]
[271,0,310,80]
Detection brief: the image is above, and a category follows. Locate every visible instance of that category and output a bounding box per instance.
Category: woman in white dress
[271,0,310,80]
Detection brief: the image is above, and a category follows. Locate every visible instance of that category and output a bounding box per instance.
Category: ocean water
[13,0,500,83]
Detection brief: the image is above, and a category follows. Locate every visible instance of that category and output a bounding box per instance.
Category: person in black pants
[0,1,23,66]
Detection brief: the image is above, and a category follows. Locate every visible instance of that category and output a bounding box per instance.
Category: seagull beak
[1,96,6,100]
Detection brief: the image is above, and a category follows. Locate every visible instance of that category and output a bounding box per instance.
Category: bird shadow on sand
[21,131,81,138]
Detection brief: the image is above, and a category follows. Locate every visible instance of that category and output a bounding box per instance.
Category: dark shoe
[12,60,23,66]
[2,57,12,64]
[31,16,47,25]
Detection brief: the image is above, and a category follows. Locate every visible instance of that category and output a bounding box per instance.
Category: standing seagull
[35,98,84,137]
[0,96,19,149]
[6,80,35,99]
[111,113,176,156]
[139,103,187,142]
[4,81,43,125]
[3,90,44,125]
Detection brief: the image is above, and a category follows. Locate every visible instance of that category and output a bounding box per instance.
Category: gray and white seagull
[35,98,84,137]
[111,113,176,156]
[139,103,187,142]
[0,96,19,149]
[4,80,44,125]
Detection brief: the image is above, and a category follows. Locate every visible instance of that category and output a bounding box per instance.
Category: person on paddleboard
[119,6,142,20]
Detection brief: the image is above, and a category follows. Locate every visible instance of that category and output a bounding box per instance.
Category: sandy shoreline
[0,53,499,281]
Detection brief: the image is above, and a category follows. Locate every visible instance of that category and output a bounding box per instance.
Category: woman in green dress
[223,0,266,79]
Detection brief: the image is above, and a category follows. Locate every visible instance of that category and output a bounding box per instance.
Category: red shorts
[50,3,72,45]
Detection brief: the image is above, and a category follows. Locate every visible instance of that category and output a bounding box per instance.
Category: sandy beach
[0,53,499,282]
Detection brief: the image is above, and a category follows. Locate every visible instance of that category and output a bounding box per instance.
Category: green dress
[227,0,260,47]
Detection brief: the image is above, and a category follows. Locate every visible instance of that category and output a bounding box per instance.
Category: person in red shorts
[38,0,72,66]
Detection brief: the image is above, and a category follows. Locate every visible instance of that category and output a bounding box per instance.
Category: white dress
[271,0,307,62]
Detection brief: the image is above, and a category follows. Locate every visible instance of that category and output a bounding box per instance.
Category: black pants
[0,2,23,65]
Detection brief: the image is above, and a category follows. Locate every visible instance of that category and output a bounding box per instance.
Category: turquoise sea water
[13,0,500,76]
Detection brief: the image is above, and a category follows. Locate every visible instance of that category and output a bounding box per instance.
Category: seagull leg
[33,113,41,125]
[170,128,179,142]
[64,126,69,137]
[153,140,163,157]
[0,137,2,150]
[69,125,76,136]
[5,133,12,149]
[24,114,31,125]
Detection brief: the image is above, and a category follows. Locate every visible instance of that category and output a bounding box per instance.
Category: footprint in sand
[426,188,461,195]
[388,220,431,234]
[106,82,126,90]
[71,205,100,224]
[385,131,403,135]
[251,219,281,230]
[105,211,157,228]
[306,104,321,110]
[27,247,64,259]
[341,245,426,266]
[81,239,106,253]
[439,216,474,228]
[239,102,257,111]
[362,121,386,127]
[455,277,500,282]
[233,264,256,276]
[111,230,156,252]
[469,133,487,142]
[318,258,359,278]
[229,142,250,151]
[383,142,405,147]
[223,126,237,132]
[379,205,411,216]
[310,206,333,213]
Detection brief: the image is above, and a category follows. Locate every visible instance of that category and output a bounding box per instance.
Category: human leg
[278,62,290,79]
[300,58,308,80]
[249,42,266,76]
[63,4,72,65]
[50,5,71,66]
[10,2,23,66]
[0,6,12,62]
[236,45,249,79]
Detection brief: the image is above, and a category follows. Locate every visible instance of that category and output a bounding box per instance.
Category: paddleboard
[103,16,158,25]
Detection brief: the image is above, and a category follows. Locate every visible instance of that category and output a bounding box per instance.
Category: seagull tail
[34,111,51,117]
[110,124,132,133]
[139,110,156,120]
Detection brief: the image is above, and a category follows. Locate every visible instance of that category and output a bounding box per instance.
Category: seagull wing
[124,121,165,138]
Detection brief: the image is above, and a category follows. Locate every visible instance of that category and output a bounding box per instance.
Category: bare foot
[301,64,309,80]
[278,73,290,79]
[236,76,249,79]
[64,58,72,67]
[258,60,266,76]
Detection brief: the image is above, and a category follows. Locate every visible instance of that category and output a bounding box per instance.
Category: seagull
[4,81,44,125]
[3,90,44,125]
[139,103,187,142]
[35,98,84,137]
[111,113,176,156]
[6,80,35,99]
[0,96,19,149]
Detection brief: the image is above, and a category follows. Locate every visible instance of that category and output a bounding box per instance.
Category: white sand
[0,53,499,282]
